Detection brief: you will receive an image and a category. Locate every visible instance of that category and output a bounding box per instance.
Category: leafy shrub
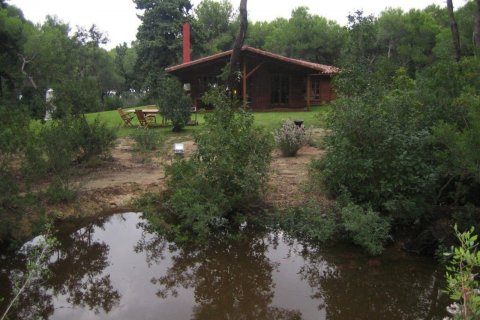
[144,88,273,242]
[280,201,340,243]
[341,203,391,255]
[274,120,309,156]
[158,77,191,132]
[39,117,116,174]
[315,71,438,221]
[73,117,117,162]
[52,78,102,117]
[40,120,75,175]
[45,177,76,204]
[444,225,480,320]
[0,168,22,242]
[430,93,480,206]
[278,198,393,254]
[102,94,123,111]
[0,105,31,161]
[131,129,163,152]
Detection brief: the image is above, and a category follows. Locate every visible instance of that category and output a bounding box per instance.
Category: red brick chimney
[183,22,191,64]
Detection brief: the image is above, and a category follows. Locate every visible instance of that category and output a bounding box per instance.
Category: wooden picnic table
[126,106,198,126]
[126,108,159,115]
[127,108,168,127]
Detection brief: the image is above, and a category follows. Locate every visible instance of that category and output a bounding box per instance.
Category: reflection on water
[0,212,449,319]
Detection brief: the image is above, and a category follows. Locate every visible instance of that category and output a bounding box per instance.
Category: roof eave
[165,46,339,75]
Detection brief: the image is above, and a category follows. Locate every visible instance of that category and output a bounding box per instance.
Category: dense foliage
[444,226,480,320]
[158,77,192,132]
[133,0,193,101]
[279,200,391,255]
[130,129,164,152]
[140,88,273,242]
[0,110,116,242]
[311,54,480,253]
[315,68,439,220]
[2,0,480,252]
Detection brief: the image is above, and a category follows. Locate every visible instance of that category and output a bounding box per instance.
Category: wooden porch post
[242,59,247,106]
[306,75,311,110]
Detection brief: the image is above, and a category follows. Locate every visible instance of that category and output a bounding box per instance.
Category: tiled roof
[165,46,339,75]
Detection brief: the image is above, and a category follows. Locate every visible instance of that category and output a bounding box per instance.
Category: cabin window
[311,78,321,100]
[271,74,289,104]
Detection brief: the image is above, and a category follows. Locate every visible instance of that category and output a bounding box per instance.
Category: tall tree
[258,7,345,64]
[344,10,379,63]
[112,42,138,92]
[0,4,33,101]
[475,0,480,52]
[447,0,461,61]
[134,0,192,99]
[194,0,236,54]
[227,0,247,89]
[377,9,440,75]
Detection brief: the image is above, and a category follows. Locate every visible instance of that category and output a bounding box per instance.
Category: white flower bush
[274,120,309,157]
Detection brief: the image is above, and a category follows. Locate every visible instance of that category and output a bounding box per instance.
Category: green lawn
[85,105,331,138]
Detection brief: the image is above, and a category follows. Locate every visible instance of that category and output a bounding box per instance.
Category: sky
[8,0,448,49]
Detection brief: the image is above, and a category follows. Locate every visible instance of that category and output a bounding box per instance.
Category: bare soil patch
[265,145,325,207]
[49,130,330,217]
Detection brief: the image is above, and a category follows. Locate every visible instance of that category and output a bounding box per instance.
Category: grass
[85,105,331,138]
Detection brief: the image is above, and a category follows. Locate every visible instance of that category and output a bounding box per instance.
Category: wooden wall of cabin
[247,67,269,109]
[247,68,308,110]
[310,76,334,105]
[289,74,306,109]
[174,61,227,109]
[319,77,333,102]
[172,60,334,110]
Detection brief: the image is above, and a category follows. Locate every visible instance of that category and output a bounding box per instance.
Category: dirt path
[265,145,325,206]
[51,132,328,217]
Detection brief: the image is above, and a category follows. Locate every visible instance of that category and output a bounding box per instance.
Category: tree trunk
[447,0,461,62]
[475,0,480,52]
[227,0,247,90]
[387,39,394,59]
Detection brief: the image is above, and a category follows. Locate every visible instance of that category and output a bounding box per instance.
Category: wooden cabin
[165,25,338,111]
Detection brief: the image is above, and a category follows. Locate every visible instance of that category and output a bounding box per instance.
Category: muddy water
[0,212,449,320]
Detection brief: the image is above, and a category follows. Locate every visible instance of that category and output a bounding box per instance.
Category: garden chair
[117,108,134,127]
[135,109,156,128]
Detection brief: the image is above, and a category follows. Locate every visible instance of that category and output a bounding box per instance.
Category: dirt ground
[49,129,330,218]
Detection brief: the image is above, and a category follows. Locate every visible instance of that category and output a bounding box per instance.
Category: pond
[0,212,449,320]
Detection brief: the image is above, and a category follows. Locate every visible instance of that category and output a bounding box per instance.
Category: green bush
[444,225,480,320]
[40,119,77,175]
[315,70,438,221]
[0,105,37,242]
[73,117,117,162]
[158,77,191,132]
[130,129,163,152]
[274,120,309,156]
[279,201,340,243]
[144,88,273,242]
[52,78,102,116]
[102,95,123,111]
[0,169,22,242]
[430,93,480,206]
[341,203,391,255]
[39,117,116,173]
[45,177,76,204]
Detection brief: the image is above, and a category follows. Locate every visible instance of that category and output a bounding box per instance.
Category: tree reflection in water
[0,217,121,319]
[285,237,449,320]
[136,226,303,320]
[1,214,449,320]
